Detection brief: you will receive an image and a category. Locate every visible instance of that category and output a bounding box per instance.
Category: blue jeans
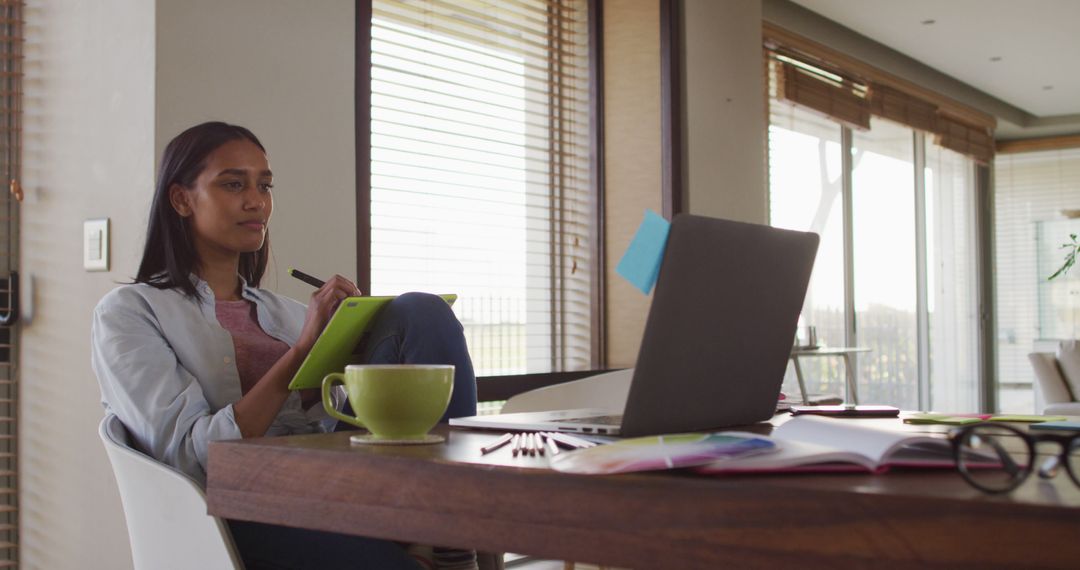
[230,292,477,570]
[351,291,477,421]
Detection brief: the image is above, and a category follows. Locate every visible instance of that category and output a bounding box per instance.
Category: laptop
[450,213,819,437]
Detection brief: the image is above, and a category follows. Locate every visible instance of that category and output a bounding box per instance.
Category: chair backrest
[1029,353,1076,405]
[98,414,244,570]
[501,369,634,414]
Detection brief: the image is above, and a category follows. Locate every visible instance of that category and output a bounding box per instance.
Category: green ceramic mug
[322,364,454,439]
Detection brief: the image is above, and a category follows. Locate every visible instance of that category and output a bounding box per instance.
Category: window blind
[868,82,938,135]
[934,113,994,165]
[994,148,1080,412]
[0,1,18,566]
[764,27,995,164]
[368,0,593,375]
[773,53,870,131]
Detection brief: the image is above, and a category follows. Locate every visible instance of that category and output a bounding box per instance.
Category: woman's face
[170,139,273,260]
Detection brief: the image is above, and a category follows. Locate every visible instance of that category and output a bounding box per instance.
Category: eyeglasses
[949,423,1080,494]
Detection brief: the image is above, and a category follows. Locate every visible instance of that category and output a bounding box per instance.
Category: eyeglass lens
[1067,438,1080,487]
[957,426,1080,492]
[955,425,1033,492]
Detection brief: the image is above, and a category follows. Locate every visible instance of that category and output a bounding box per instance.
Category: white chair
[98,414,244,570]
[1029,341,1080,416]
[500,369,634,414]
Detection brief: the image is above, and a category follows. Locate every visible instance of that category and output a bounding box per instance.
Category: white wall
[20,1,154,567]
[681,0,767,224]
[19,1,354,568]
[156,0,356,302]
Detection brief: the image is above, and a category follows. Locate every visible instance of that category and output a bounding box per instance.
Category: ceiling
[792,0,1080,121]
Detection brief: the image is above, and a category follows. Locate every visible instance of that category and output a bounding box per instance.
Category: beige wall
[603,0,663,367]
[156,0,356,303]
[604,0,767,366]
[682,0,766,223]
[20,0,154,567]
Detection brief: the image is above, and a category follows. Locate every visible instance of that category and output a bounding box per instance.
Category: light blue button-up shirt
[91,275,339,486]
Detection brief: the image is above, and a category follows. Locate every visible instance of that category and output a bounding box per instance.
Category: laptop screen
[619,214,819,436]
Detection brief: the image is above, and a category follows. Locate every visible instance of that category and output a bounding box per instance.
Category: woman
[91,121,477,569]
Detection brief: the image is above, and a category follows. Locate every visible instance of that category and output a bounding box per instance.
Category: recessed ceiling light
[989,56,1003,62]
[921,19,936,25]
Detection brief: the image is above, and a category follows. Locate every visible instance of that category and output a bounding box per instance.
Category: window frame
[355,0,607,371]
[767,93,986,411]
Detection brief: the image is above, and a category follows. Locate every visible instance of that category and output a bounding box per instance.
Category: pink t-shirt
[215,299,290,395]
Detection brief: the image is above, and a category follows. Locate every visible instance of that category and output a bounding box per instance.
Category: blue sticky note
[615,210,671,295]
[1029,420,1080,432]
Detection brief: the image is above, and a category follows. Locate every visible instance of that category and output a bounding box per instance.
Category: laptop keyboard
[550,414,623,426]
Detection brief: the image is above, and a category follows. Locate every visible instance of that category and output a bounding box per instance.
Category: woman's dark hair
[136,121,270,298]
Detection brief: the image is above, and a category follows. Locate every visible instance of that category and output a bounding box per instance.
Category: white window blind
[0,1,19,565]
[924,141,979,412]
[994,148,1080,412]
[369,0,593,375]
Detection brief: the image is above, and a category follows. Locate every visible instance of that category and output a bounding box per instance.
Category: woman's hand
[293,275,362,354]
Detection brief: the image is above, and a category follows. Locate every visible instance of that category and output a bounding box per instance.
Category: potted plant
[1049,233,1080,280]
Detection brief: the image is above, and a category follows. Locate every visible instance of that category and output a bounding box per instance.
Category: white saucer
[349,433,445,446]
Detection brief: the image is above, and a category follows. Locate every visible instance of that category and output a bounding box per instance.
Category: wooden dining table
[207,419,1080,569]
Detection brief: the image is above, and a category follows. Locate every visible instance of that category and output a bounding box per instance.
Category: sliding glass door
[851,119,918,408]
[769,103,980,410]
[769,103,846,398]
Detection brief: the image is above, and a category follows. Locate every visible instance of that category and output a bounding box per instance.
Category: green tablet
[287,294,457,390]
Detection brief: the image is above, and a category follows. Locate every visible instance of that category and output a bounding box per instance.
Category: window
[851,118,918,409]
[365,0,595,376]
[767,52,981,410]
[994,147,1080,412]
[768,103,846,391]
[925,141,980,412]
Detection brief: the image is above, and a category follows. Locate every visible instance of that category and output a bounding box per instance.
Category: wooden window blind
[868,82,938,135]
[765,24,996,164]
[368,0,593,374]
[773,53,870,131]
[0,1,18,567]
[934,113,994,165]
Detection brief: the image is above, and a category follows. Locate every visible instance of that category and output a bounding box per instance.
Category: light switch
[84,218,110,271]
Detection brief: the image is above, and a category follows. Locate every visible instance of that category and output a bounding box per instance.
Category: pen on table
[525,433,535,456]
[288,267,325,288]
[536,433,546,456]
[545,434,560,456]
[546,432,595,449]
[480,433,513,455]
[544,432,575,449]
[511,434,522,457]
[531,433,541,456]
[562,432,598,448]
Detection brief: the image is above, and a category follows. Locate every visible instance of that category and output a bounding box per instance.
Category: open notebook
[697,415,961,475]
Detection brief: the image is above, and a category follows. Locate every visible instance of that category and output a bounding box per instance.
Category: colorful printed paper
[548,432,776,475]
[615,209,671,295]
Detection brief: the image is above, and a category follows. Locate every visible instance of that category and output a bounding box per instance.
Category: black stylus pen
[288,267,325,288]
